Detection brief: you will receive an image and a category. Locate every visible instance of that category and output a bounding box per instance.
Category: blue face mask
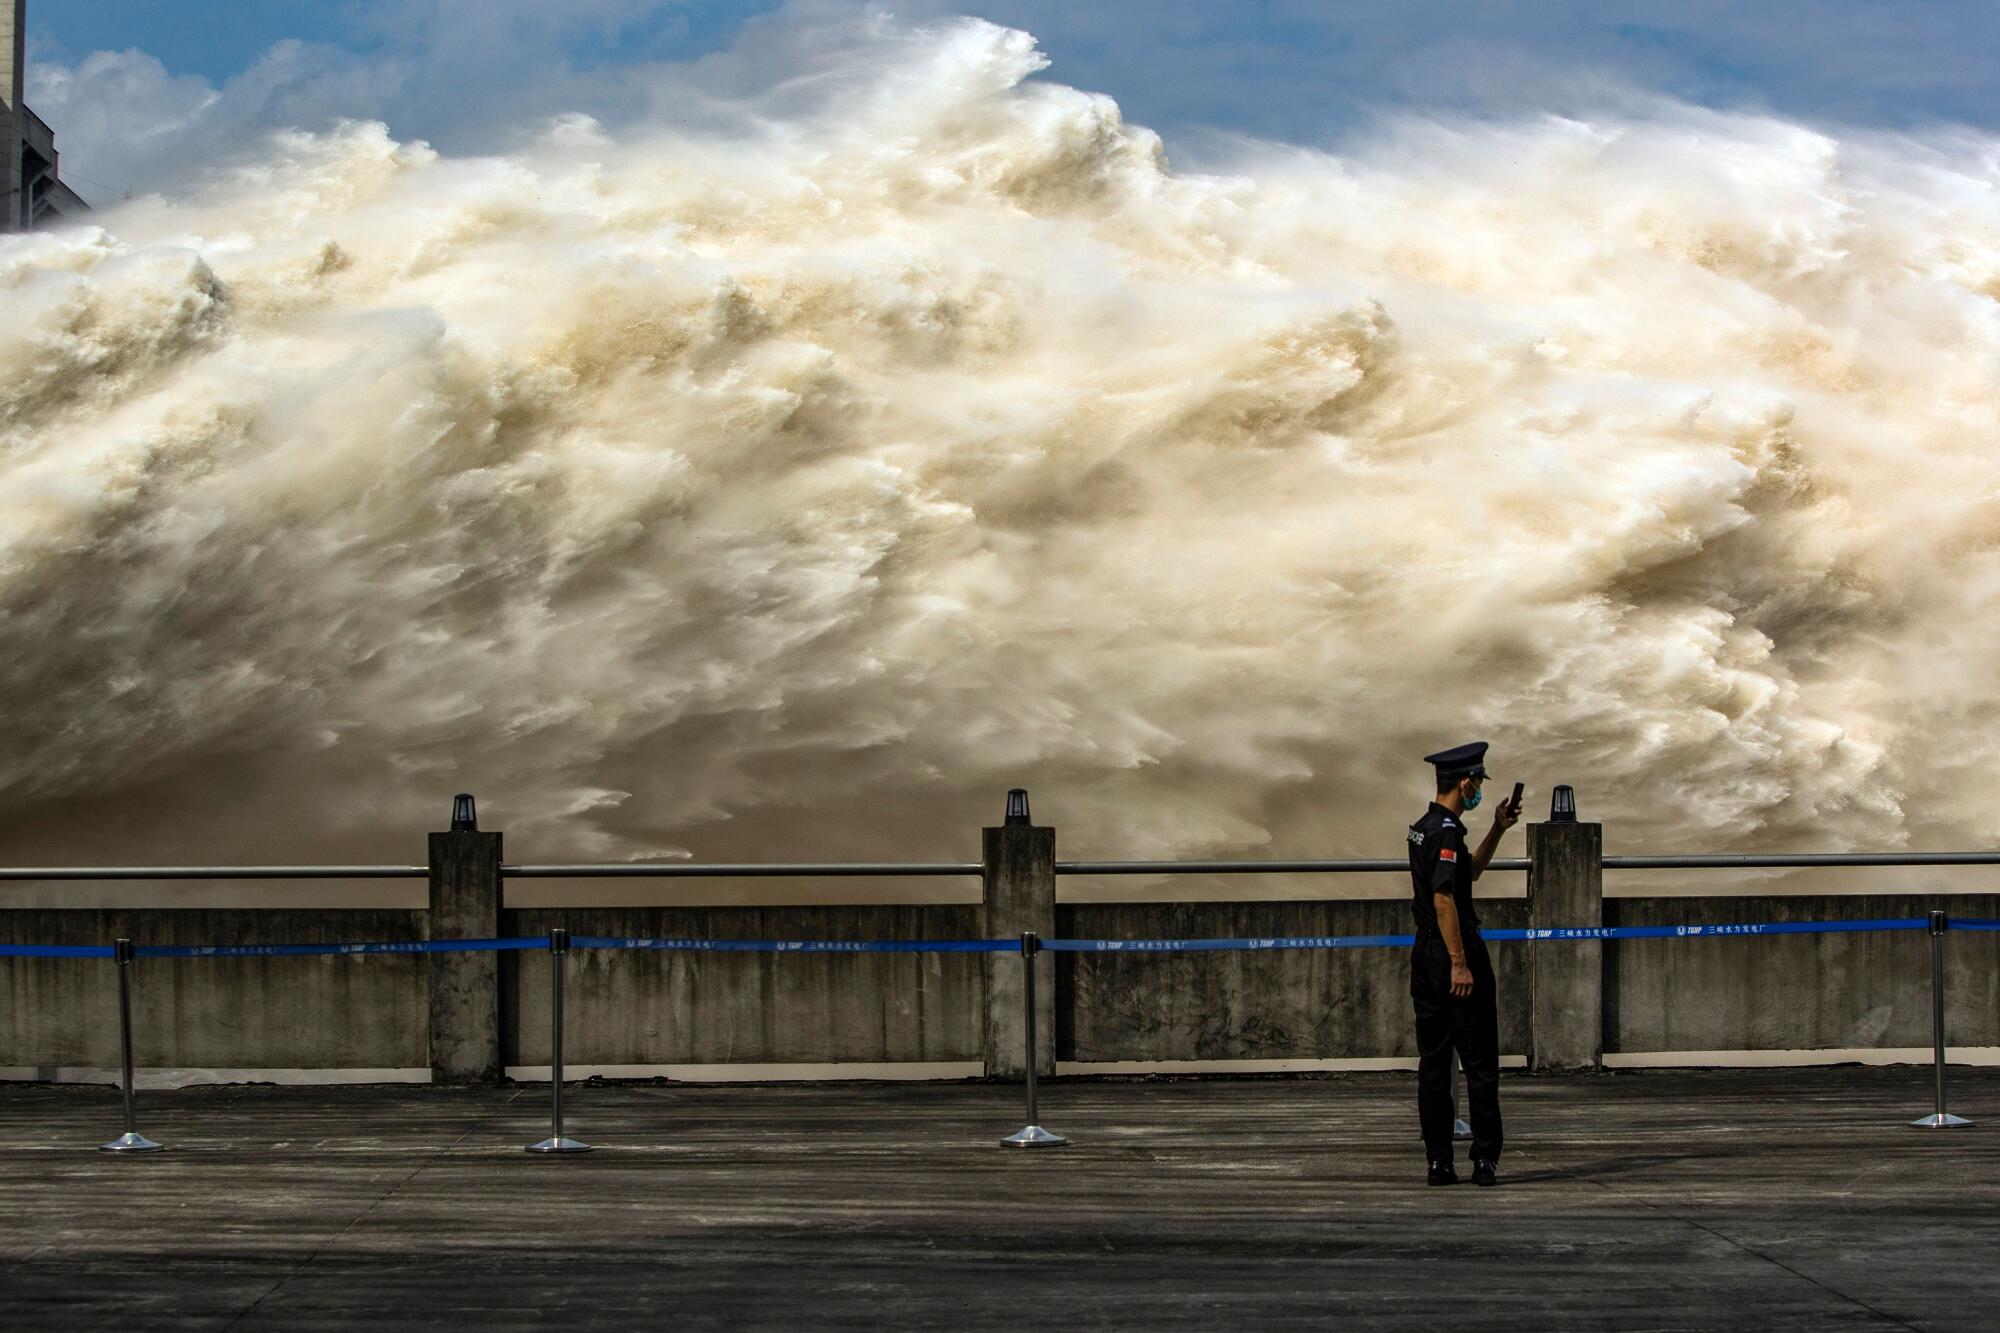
[1463,784,1483,811]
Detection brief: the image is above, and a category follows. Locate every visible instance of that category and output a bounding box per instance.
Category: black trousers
[1410,932,1503,1161]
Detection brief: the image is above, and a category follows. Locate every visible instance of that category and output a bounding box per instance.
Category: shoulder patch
[1439,847,1457,862]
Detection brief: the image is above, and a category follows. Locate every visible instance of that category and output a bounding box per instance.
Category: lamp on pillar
[1005,788,1032,826]
[1549,785,1577,822]
[451,793,478,831]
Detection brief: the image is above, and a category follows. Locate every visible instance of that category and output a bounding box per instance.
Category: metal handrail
[1603,853,2000,870]
[0,866,427,880]
[502,863,983,878]
[2,851,1995,882]
[1057,859,1529,874]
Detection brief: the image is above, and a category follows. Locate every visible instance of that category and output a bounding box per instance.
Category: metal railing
[1602,852,2000,869]
[9,851,1998,882]
[0,866,426,880]
[1057,858,1527,874]
[502,862,980,877]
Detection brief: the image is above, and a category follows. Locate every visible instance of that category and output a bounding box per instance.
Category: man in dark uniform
[1407,741,1519,1186]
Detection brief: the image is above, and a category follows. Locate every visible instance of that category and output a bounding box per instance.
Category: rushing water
[4,18,1999,904]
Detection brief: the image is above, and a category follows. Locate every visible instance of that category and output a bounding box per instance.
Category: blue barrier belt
[132,938,546,959]
[1490,917,1930,941]
[571,936,1017,953]
[1955,918,2000,930]
[1042,934,1415,953]
[1042,917,1933,952]
[0,918,1955,959]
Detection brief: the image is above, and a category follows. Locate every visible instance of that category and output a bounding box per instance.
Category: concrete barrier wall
[4,882,1995,1078]
[0,909,427,1073]
[1056,898,1529,1062]
[505,906,984,1065]
[1605,894,2000,1054]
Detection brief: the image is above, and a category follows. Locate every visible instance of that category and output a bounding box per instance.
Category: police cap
[1424,740,1489,781]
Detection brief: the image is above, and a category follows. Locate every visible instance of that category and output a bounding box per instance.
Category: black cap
[1423,741,1489,782]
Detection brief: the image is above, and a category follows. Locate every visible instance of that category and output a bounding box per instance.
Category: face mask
[1463,785,1483,810]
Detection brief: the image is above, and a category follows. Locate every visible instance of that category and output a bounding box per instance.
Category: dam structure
[3,789,1998,1088]
[1,0,86,230]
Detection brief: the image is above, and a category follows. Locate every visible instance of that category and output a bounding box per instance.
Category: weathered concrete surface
[983,822,1056,1077]
[1,0,21,231]
[427,829,503,1083]
[2,1069,1997,1330]
[1606,895,2000,1053]
[0,910,425,1071]
[1528,820,1602,1071]
[1057,897,1530,1061]
[506,906,982,1064]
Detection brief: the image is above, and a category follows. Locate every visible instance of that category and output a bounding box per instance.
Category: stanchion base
[526,1136,593,1153]
[1909,1113,1973,1129]
[1453,1119,1472,1139]
[99,1132,163,1153]
[1001,1125,1069,1148]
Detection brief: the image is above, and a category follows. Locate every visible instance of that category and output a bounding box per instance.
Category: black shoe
[1427,1159,1458,1186]
[1471,1159,1497,1187]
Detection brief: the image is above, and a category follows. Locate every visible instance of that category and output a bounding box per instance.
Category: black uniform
[1407,795,1503,1163]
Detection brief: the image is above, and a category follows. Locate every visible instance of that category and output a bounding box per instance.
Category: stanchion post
[1910,910,1972,1129]
[527,927,591,1153]
[1001,931,1067,1148]
[100,938,162,1153]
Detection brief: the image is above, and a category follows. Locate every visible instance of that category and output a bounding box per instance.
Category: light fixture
[1549,785,1576,822]
[451,793,478,832]
[1005,789,1032,826]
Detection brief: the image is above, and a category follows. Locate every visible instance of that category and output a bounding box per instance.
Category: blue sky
[28,1,2000,204]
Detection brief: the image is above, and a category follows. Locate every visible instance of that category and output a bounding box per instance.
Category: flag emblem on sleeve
[1439,848,1457,862]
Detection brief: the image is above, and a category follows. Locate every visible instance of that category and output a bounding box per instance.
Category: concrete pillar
[982,791,1055,1079]
[1526,817,1603,1072]
[427,796,503,1084]
[3,0,24,231]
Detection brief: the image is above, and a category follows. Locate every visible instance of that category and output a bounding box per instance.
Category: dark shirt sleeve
[1428,824,1466,896]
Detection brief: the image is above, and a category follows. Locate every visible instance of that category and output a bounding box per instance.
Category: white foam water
[5,17,1999,904]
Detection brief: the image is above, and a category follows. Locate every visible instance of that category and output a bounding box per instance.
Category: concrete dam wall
[3,817,1998,1083]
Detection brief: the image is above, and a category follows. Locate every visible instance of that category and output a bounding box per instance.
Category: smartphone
[1509,781,1525,815]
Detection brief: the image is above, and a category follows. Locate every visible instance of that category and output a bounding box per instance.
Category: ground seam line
[219,1090,524,1330]
[1521,1145,1925,1333]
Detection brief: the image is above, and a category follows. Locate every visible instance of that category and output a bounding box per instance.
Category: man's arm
[1435,892,1474,998]
[1469,796,1522,879]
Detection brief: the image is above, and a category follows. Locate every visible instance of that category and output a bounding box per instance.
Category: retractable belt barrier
[0,938,545,958]
[1041,916,1943,952]
[7,917,1997,959]
[572,937,1016,953]
[11,912,1984,956]
[6,914,1991,1154]
[144,938,547,958]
